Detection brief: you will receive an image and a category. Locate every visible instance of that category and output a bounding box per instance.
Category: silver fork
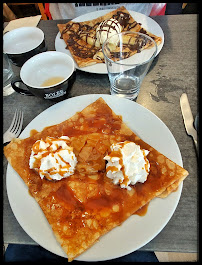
[3,109,24,144]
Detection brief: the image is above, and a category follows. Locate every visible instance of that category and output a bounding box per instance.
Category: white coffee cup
[3,27,47,67]
[11,51,76,101]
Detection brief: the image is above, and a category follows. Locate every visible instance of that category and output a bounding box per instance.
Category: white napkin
[3,15,42,34]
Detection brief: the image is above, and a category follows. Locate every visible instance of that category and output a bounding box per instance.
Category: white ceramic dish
[3,27,44,54]
[6,94,183,261]
[55,10,164,74]
[20,51,74,88]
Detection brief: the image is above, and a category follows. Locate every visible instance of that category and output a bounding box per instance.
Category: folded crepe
[57,6,162,67]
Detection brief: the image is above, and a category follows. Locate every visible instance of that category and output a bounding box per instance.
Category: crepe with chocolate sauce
[57,6,162,68]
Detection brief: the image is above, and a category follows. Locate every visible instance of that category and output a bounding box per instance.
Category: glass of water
[3,53,14,96]
[102,31,157,100]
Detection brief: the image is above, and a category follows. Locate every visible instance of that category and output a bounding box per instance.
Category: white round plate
[55,10,164,74]
[7,94,182,262]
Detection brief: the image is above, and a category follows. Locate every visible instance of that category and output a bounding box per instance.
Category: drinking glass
[3,53,14,96]
[102,31,157,100]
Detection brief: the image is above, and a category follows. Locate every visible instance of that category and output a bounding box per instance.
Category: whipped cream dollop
[104,141,150,190]
[29,136,77,181]
[95,18,122,48]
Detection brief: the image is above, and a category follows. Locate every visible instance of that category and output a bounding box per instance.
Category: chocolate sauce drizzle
[61,22,100,59]
[60,11,152,61]
[112,11,130,27]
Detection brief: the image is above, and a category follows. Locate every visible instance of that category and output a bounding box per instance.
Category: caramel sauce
[30,129,38,137]
[32,141,41,153]
[134,203,149,216]
[86,195,112,210]
[55,183,83,208]
[106,165,118,173]
[106,148,128,186]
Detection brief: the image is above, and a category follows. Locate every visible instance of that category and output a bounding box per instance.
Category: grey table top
[3,14,198,253]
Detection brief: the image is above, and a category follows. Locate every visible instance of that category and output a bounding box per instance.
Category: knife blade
[180,93,198,154]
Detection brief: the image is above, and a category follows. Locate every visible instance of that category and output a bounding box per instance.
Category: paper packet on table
[3,15,42,34]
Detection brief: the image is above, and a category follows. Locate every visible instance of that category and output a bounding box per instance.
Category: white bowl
[3,27,44,54]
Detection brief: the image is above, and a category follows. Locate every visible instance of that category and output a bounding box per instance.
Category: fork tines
[9,109,24,137]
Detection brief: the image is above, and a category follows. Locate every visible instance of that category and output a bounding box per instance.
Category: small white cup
[3,27,47,67]
[11,51,76,101]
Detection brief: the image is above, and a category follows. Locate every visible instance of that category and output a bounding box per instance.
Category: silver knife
[180,93,198,154]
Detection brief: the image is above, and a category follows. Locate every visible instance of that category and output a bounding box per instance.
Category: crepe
[4,97,188,262]
[57,6,162,68]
